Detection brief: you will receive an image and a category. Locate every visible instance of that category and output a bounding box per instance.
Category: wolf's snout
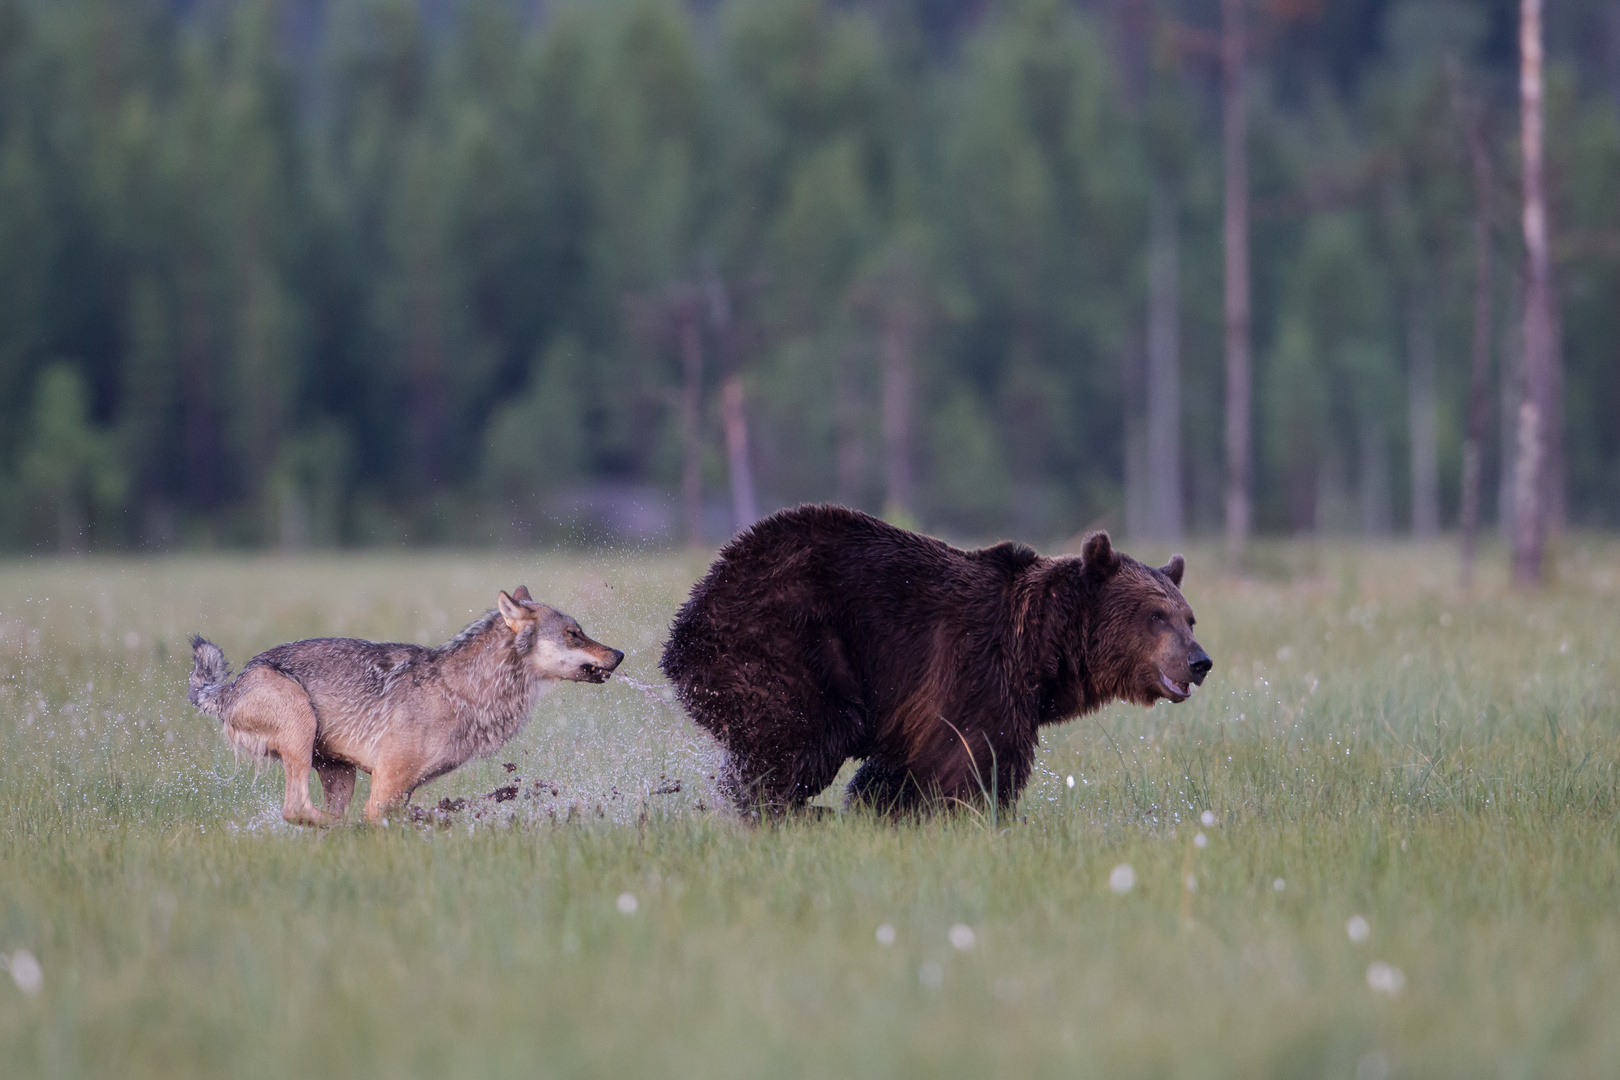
[1188,646,1212,685]
[579,647,623,683]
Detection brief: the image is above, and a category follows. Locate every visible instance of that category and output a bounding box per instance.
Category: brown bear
[660,504,1210,813]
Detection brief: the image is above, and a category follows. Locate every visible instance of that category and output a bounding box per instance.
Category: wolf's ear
[497,590,532,632]
[511,585,533,603]
[1160,554,1185,588]
[1080,531,1121,583]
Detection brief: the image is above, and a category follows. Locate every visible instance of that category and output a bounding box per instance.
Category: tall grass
[2,540,1618,1078]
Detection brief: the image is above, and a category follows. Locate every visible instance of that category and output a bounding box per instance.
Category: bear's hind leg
[844,759,920,815]
[718,735,849,816]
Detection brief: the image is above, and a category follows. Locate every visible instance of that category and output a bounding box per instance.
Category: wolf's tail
[187,635,233,718]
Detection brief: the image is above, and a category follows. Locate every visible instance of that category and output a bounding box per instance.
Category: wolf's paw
[283,806,337,828]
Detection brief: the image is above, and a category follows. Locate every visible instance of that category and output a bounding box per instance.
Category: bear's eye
[1150,611,1164,625]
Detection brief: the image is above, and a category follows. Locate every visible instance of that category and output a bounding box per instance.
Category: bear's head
[1077,531,1212,707]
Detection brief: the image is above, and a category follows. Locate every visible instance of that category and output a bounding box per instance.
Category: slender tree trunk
[1547,297,1566,532]
[675,295,704,544]
[58,492,86,555]
[1222,0,1252,569]
[1124,399,1148,539]
[1498,272,1524,538]
[834,333,866,508]
[879,265,920,522]
[720,377,757,531]
[180,259,217,509]
[1457,74,1494,586]
[1359,415,1392,538]
[1146,174,1183,541]
[1513,0,1555,585]
[706,275,758,533]
[1408,293,1440,539]
[407,258,446,491]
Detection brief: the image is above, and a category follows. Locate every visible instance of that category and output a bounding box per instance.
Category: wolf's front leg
[363,759,419,823]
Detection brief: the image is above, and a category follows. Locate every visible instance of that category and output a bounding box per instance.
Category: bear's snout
[1188,647,1212,685]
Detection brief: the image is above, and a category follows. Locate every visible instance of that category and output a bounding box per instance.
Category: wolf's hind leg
[315,758,357,819]
[225,667,334,827]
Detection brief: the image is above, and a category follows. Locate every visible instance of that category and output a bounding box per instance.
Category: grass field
[2,539,1618,1079]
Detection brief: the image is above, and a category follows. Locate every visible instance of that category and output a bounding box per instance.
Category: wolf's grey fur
[187,587,623,824]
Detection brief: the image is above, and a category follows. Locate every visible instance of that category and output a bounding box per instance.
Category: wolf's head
[497,586,624,684]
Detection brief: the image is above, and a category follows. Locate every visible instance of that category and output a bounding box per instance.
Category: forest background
[2,0,1618,553]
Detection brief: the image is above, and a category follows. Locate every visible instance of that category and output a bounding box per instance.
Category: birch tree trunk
[1222,0,1252,569]
[1498,270,1524,538]
[1408,294,1440,539]
[1359,416,1392,538]
[880,296,917,522]
[1457,75,1494,586]
[1512,0,1554,585]
[705,276,758,534]
[1146,175,1183,541]
[675,295,704,544]
[834,333,866,508]
[878,252,920,522]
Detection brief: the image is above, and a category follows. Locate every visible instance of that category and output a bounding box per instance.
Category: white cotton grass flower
[1273,878,1287,892]
[2,950,42,995]
[1066,775,1075,788]
[948,924,976,951]
[875,923,896,947]
[1356,1050,1392,1080]
[1347,915,1370,943]
[616,892,638,915]
[1108,864,1136,894]
[1200,810,1215,827]
[1194,832,1208,849]
[1366,961,1405,995]
[918,961,944,989]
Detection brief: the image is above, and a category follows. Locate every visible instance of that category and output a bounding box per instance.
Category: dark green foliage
[0,0,1618,549]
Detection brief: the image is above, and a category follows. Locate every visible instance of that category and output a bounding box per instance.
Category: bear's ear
[1160,554,1185,588]
[1080,531,1121,582]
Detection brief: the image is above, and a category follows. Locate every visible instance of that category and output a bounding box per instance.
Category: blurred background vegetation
[0,0,1617,551]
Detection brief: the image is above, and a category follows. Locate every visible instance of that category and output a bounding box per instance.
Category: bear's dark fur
[661,504,1211,813]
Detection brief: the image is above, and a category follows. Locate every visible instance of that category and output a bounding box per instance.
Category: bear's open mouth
[1159,672,1191,701]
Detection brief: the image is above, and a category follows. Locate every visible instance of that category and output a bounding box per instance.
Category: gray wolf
[188,586,623,825]
[660,505,1210,813]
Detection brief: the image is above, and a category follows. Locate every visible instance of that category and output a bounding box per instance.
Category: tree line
[1,0,1618,557]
